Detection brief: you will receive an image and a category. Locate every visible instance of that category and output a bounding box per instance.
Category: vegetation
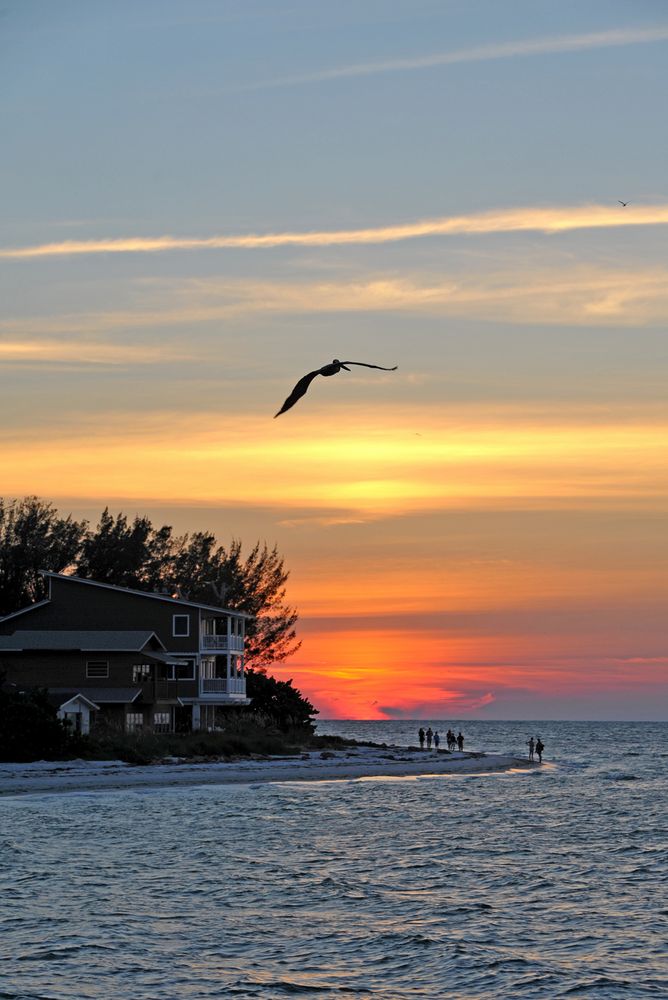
[0,675,84,763]
[0,497,84,616]
[81,723,309,766]
[245,668,318,732]
[0,669,329,764]
[0,496,300,668]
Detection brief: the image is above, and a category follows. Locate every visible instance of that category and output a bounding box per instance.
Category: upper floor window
[172,614,190,637]
[132,663,153,683]
[86,660,109,679]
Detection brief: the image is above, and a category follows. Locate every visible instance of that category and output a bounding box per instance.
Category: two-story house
[0,572,250,734]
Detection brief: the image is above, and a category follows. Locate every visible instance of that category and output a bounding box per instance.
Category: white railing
[201,635,228,650]
[201,635,244,651]
[200,678,228,693]
[200,677,247,696]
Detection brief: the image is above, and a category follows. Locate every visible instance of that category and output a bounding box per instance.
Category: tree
[0,497,86,616]
[0,673,76,762]
[244,668,318,733]
[76,508,176,591]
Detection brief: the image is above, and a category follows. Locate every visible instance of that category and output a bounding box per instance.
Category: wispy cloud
[0,340,192,365]
[3,203,668,260]
[241,24,668,90]
[5,265,667,337]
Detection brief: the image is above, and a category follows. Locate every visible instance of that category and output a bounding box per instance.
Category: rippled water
[1,721,666,999]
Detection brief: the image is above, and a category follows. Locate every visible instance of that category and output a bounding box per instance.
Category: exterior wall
[59,701,94,735]
[0,650,151,690]
[0,578,201,653]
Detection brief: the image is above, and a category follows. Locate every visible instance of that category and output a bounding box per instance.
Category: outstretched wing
[340,362,398,370]
[274,369,322,417]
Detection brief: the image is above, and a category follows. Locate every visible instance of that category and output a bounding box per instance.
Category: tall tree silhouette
[0,497,86,616]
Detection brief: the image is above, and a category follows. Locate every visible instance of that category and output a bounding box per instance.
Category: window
[86,660,109,679]
[132,663,153,683]
[126,712,143,733]
[153,712,170,733]
[172,614,190,637]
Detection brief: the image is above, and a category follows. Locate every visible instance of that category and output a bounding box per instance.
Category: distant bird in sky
[274,359,398,417]
[618,200,629,206]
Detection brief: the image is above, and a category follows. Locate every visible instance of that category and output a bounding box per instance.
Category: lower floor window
[153,712,171,733]
[126,712,143,733]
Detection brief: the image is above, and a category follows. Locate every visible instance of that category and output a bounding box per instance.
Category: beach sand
[0,746,537,797]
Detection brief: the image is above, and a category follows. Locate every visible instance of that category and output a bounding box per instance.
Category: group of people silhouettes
[526,736,545,763]
[418,727,464,752]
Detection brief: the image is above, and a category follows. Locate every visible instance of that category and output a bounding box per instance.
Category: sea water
[0,721,666,999]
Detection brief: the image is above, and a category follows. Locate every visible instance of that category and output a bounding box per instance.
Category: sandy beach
[0,746,536,797]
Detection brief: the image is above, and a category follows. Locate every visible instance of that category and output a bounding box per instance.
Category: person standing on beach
[426,726,433,749]
[457,731,464,752]
[433,730,440,750]
[418,727,425,749]
[527,737,535,761]
[535,738,544,764]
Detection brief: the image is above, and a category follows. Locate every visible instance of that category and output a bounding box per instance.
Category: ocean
[0,720,666,999]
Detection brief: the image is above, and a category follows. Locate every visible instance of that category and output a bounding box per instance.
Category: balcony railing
[201,635,244,652]
[200,677,247,696]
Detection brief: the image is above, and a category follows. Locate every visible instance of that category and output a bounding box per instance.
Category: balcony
[199,677,247,697]
[201,634,244,652]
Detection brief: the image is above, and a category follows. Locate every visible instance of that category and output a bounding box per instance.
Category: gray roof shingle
[0,630,164,652]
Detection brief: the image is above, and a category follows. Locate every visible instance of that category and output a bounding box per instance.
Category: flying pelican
[618,200,629,206]
[274,359,398,417]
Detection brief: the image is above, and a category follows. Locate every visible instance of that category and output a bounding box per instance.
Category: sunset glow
[1,1,666,719]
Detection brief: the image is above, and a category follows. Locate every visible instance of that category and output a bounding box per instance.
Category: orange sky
[8,399,663,720]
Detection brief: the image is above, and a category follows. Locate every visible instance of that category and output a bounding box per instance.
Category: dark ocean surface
[1,720,666,999]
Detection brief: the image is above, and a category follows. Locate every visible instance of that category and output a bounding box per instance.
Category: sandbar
[0,746,538,797]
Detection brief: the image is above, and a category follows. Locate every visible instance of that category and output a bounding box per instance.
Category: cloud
[378,690,496,718]
[4,265,668,337]
[3,203,668,260]
[1,405,666,516]
[0,340,191,366]
[240,24,668,90]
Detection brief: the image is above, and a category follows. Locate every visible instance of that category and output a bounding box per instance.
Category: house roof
[0,630,166,652]
[41,571,252,617]
[46,690,101,711]
[146,651,190,665]
[50,686,142,704]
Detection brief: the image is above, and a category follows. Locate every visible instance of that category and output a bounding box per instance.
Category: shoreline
[0,745,538,797]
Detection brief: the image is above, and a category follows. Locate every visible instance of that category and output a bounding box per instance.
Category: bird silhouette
[274,359,398,417]
[618,200,629,207]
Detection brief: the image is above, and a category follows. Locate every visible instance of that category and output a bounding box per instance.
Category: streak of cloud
[239,24,668,90]
[4,266,668,336]
[3,203,668,260]
[0,340,191,365]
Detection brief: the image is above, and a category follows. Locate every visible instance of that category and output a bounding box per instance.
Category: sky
[1,0,667,720]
